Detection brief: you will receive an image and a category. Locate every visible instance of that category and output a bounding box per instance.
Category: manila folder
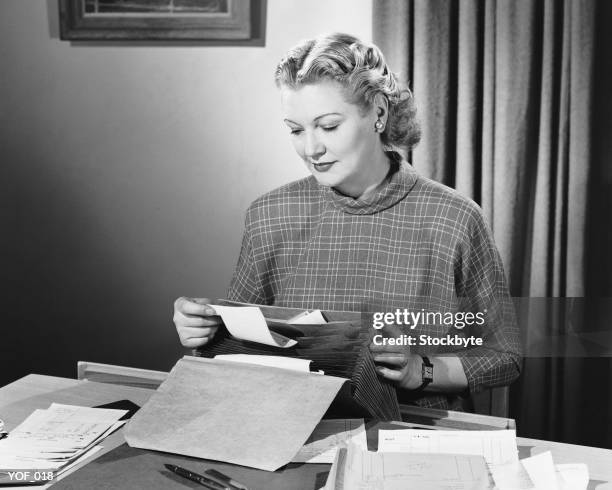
[124,356,347,471]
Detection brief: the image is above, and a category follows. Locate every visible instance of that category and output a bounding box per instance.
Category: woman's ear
[373,93,389,127]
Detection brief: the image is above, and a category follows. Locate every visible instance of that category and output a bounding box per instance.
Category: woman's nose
[304,132,325,160]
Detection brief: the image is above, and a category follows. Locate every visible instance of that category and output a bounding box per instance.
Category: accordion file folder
[194,300,401,421]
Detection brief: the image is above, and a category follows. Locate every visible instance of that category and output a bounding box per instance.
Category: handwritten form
[377,430,590,490]
[292,419,367,463]
[124,356,348,471]
[378,429,519,466]
[210,305,297,348]
[378,429,529,489]
[323,443,489,490]
[0,404,126,475]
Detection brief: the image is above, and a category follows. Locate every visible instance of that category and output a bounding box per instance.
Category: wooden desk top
[1,374,611,489]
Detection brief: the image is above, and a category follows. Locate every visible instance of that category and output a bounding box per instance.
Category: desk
[1,374,611,489]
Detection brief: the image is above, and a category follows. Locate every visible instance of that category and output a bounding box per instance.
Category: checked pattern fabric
[227,163,522,410]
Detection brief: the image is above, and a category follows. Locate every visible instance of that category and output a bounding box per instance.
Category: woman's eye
[321,125,338,132]
[290,129,303,135]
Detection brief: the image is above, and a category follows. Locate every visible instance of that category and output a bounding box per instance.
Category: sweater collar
[322,161,418,215]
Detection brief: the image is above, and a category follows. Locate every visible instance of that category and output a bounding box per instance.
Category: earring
[374,120,384,132]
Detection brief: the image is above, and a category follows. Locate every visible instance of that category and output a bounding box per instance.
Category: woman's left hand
[370,349,424,390]
[369,324,423,390]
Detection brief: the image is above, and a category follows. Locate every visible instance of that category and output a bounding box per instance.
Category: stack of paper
[323,442,490,490]
[378,429,520,466]
[377,429,589,490]
[0,404,127,480]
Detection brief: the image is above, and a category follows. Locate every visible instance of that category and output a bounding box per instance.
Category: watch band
[410,355,433,395]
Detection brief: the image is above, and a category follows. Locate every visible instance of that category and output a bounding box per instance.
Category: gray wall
[0,0,372,384]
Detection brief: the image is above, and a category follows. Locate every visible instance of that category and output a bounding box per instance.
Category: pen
[164,464,230,490]
[205,469,250,490]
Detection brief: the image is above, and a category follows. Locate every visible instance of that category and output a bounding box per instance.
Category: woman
[173,33,521,410]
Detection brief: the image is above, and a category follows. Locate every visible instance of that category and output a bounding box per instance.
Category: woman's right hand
[173,297,222,348]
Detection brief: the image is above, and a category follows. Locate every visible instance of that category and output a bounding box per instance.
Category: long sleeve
[453,207,523,394]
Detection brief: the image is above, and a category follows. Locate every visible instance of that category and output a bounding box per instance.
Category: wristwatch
[411,356,433,394]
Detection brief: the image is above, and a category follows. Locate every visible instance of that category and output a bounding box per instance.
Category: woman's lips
[312,161,337,172]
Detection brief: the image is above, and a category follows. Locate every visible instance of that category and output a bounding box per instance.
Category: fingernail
[205,308,215,315]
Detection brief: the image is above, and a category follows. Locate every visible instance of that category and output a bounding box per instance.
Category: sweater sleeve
[452,207,523,394]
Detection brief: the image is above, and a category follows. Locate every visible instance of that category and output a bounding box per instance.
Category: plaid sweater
[227,163,521,409]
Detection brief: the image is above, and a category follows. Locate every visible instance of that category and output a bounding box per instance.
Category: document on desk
[519,451,589,490]
[323,443,490,490]
[555,463,589,490]
[378,429,519,466]
[124,356,348,471]
[0,403,126,478]
[378,429,532,490]
[292,419,367,463]
[210,304,297,348]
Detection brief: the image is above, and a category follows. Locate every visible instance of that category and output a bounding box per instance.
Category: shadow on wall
[2,149,192,387]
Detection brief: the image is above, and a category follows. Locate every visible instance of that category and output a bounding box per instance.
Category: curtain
[374,0,612,447]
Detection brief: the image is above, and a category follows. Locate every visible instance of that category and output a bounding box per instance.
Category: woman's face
[280,80,384,197]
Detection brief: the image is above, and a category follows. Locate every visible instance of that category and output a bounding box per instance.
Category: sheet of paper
[214,354,312,372]
[378,429,519,466]
[211,305,297,348]
[292,419,366,463]
[4,404,126,450]
[378,428,531,490]
[489,461,536,490]
[0,403,126,480]
[324,443,490,490]
[55,445,103,477]
[124,356,348,471]
[321,444,345,490]
[491,453,589,490]
[555,463,588,490]
[521,452,560,490]
[288,310,328,325]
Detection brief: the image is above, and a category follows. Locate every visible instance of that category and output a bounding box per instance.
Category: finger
[176,297,216,316]
[373,354,407,366]
[179,326,218,340]
[189,297,213,306]
[177,315,222,328]
[181,337,211,349]
[375,366,403,382]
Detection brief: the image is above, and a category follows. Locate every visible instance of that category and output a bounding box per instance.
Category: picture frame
[59,0,265,42]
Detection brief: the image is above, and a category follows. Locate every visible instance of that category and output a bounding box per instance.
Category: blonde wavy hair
[274,33,421,157]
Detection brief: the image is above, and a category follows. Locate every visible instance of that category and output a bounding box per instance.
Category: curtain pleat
[455,0,482,201]
[374,0,609,446]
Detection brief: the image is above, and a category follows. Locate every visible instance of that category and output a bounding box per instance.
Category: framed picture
[59,0,264,42]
